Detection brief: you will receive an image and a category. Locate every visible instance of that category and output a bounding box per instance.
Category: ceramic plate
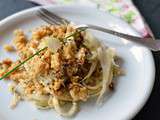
[0,5,155,120]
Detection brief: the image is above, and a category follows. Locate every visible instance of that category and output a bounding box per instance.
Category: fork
[36,8,160,51]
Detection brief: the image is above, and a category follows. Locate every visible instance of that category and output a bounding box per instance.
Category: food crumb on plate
[3,44,15,52]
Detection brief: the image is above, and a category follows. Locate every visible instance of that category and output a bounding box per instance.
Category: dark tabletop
[0,0,160,119]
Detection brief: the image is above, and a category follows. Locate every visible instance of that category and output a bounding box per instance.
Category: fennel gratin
[0,24,123,117]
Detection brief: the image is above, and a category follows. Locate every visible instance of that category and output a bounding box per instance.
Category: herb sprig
[0,47,47,80]
[65,27,87,39]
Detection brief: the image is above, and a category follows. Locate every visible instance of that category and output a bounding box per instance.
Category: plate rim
[0,5,155,120]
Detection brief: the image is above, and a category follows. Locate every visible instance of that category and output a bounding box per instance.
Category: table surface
[0,0,160,119]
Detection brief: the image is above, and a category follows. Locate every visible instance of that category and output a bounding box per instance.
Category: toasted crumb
[13,29,27,51]
[51,52,62,71]
[53,79,64,91]
[70,84,88,101]
[2,58,13,66]
[3,44,15,52]
[10,93,21,109]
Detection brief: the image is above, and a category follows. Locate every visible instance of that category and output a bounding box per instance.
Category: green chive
[65,27,87,39]
[0,47,47,80]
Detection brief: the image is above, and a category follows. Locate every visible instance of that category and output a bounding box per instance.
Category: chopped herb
[0,47,47,80]
[65,27,87,39]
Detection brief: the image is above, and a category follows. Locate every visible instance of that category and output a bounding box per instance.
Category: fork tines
[37,7,69,25]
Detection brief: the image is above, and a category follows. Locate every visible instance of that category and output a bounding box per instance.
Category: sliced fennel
[38,36,61,53]
[82,59,98,81]
[96,47,116,104]
[53,97,78,117]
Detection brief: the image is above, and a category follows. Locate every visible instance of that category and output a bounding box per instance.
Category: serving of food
[0,24,123,117]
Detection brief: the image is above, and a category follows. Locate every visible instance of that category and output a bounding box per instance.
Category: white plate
[0,5,155,120]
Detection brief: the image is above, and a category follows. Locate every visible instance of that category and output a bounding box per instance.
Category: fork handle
[83,24,159,51]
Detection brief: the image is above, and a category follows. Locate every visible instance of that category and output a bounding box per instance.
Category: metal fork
[36,8,160,51]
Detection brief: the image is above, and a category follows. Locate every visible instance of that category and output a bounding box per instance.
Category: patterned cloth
[28,0,154,38]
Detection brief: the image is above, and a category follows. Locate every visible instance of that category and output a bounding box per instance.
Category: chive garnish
[65,27,87,39]
[0,47,47,80]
